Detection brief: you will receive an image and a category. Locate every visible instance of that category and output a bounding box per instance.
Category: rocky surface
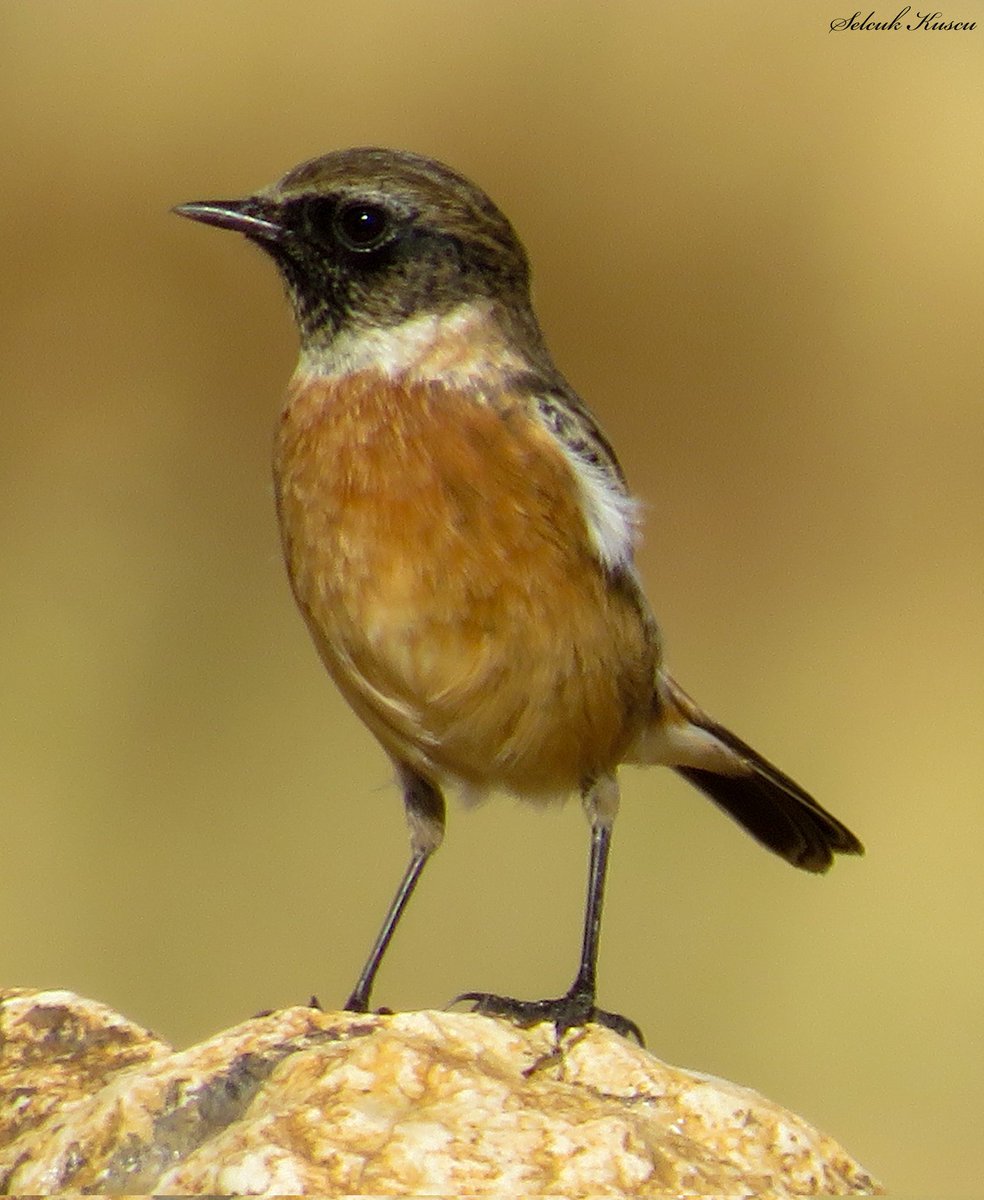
[0,987,881,1196]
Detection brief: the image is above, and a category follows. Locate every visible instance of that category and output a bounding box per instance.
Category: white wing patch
[543,429,640,573]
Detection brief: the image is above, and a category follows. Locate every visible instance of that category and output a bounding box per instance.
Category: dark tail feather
[675,719,864,873]
[675,765,861,873]
[646,672,865,873]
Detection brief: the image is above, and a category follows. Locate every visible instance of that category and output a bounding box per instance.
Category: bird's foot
[452,988,644,1045]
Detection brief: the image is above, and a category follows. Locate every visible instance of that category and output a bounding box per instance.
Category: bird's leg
[344,767,445,1013]
[456,774,643,1044]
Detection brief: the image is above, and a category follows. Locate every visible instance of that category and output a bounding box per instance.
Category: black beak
[173,199,283,244]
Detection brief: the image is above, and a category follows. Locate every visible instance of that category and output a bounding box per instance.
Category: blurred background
[2,1,981,1192]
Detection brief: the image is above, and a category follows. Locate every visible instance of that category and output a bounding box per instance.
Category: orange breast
[273,370,658,799]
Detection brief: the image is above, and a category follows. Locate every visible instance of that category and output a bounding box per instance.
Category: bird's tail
[629,673,864,873]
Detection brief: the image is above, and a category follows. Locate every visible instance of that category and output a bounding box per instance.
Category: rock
[0,987,881,1196]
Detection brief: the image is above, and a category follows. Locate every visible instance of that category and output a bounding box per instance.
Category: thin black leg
[344,769,445,1013]
[455,774,643,1043]
[565,818,611,1008]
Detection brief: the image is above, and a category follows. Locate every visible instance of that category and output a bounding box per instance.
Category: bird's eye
[333,201,393,252]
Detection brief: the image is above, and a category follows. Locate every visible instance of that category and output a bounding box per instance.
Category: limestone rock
[0,987,881,1196]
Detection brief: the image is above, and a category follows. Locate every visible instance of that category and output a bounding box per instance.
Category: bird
[174,147,863,1041]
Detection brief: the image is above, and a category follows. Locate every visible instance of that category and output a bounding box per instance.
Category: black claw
[452,990,644,1045]
[344,994,393,1017]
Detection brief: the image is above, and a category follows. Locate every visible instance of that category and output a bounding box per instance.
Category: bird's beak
[173,199,283,244]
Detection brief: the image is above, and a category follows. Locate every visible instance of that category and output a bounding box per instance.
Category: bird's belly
[274,371,657,797]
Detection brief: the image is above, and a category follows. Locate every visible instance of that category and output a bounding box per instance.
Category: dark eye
[333,201,393,252]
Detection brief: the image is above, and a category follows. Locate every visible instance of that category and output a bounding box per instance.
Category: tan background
[2,1,981,1192]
